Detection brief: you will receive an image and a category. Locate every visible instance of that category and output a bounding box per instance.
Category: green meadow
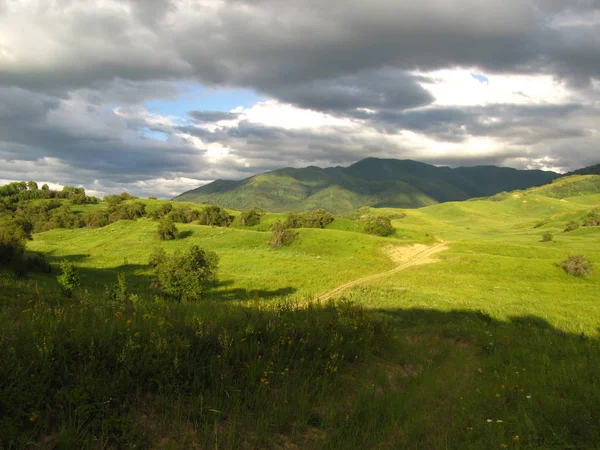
[1,175,600,449]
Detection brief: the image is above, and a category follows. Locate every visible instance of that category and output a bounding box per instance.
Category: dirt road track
[317,242,448,301]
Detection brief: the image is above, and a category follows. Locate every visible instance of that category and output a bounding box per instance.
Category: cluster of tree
[149,245,219,301]
[284,209,334,229]
[0,181,98,209]
[83,201,147,228]
[197,205,233,227]
[150,203,200,223]
[362,216,395,237]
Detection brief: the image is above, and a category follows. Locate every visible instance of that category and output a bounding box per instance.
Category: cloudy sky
[0,0,599,197]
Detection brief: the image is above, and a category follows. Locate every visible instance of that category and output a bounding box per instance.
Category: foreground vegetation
[1,175,600,448]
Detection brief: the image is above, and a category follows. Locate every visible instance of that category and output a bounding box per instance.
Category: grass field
[2,176,600,448]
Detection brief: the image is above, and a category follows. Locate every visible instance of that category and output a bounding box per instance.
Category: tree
[198,205,232,227]
[269,221,297,248]
[157,218,180,240]
[150,245,219,302]
[559,255,593,277]
[27,181,38,191]
[239,208,264,226]
[363,216,395,237]
[57,260,80,297]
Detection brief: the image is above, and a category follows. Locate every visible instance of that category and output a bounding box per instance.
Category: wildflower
[501,445,508,448]
[526,395,532,399]
[513,436,520,442]
[487,419,493,423]
[501,384,505,390]
[496,393,501,398]
[28,412,38,423]
[126,319,132,326]
[114,311,121,318]
[496,420,503,423]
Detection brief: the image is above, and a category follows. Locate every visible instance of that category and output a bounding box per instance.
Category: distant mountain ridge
[174,157,563,213]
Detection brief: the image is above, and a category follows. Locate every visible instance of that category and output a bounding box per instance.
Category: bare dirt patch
[317,242,449,301]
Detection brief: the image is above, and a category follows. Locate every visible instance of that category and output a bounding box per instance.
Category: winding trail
[317,242,448,301]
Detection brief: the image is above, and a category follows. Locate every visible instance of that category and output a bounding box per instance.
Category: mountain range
[174,158,597,213]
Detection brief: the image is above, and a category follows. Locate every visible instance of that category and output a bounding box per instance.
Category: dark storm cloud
[1,0,600,196]
[189,111,241,122]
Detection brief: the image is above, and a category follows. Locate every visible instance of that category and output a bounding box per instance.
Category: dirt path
[317,242,448,301]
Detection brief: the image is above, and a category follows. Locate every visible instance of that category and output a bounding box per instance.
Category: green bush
[541,232,554,242]
[150,245,219,302]
[363,216,395,237]
[106,272,129,303]
[198,205,232,227]
[564,221,580,232]
[534,219,548,229]
[559,255,594,277]
[285,209,334,229]
[583,209,600,227]
[0,219,28,266]
[157,218,179,241]
[239,208,264,227]
[270,221,297,248]
[56,260,80,297]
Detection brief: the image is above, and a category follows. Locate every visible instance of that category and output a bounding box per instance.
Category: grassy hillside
[174,157,558,213]
[2,175,600,449]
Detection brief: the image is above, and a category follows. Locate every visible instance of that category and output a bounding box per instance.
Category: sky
[0,0,599,198]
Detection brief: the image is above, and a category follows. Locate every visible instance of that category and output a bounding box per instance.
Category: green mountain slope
[174,157,559,213]
[569,163,600,176]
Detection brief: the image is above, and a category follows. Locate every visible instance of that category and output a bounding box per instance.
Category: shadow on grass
[210,280,297,301]
[27,258,297,302]
[179,230,193,239]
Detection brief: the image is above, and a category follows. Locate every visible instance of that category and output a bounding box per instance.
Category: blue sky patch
[470,73,489,84]
[145,83,264,118]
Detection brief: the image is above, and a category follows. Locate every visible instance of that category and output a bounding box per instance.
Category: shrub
[583,209,600,227]
[239,208,264,227]
[57,260,80,297]
[363,216,395,237]
[106,272,129,303]
[541,232,554,242]
[559,255,594,277]
[284,209,334,229]
[534,219,548,229]
[198,205,232,227]
[157,218,179,241]
[270,221,297,248]
[564,221,580,232]
[0,219,28,266]
[150,245,219,302]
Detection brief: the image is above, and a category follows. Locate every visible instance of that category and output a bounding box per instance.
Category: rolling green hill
[2,174,600,448]
[174,157,559,213]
